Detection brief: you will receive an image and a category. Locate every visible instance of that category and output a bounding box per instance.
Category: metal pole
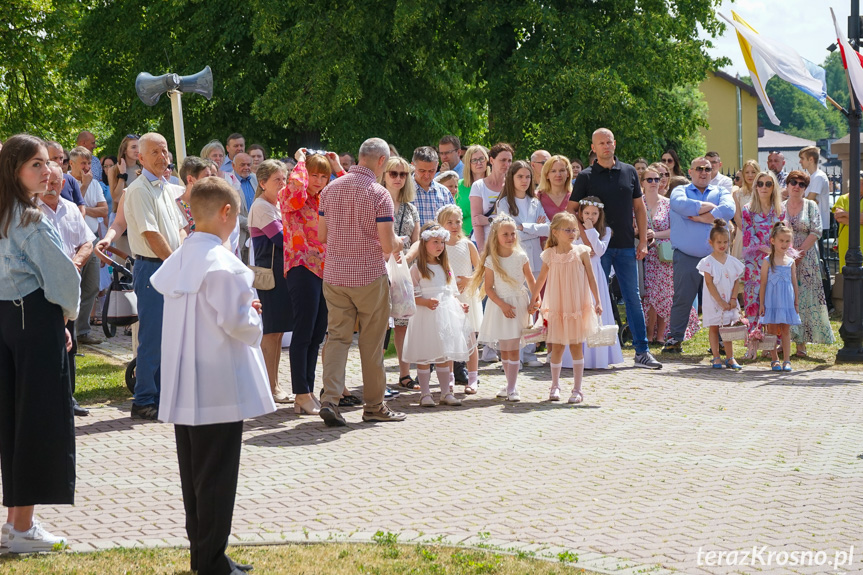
[168,90,186,166]
[838,0,863,362]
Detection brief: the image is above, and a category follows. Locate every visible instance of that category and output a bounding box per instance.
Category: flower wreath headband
[579,199,604,209]
[421,228,451,242]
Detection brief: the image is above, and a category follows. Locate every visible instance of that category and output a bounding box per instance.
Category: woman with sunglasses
[648,162,670,196]
[741,171,785,333]
[640,167,699,343]
[731,160,760,258]
[661,149,684,177]
[458,145,490,238]
[783,170,834,356]
[378,156,421,390]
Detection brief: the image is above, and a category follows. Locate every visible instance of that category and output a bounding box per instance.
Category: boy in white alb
[151,177,276,575]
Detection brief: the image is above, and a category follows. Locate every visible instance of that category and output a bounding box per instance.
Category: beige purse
[248,249,276,291]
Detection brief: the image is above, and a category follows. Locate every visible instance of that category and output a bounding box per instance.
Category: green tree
[0,0,100,144]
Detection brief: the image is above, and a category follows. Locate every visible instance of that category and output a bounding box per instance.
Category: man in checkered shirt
[318,138,407,426]
[410,146,454,226]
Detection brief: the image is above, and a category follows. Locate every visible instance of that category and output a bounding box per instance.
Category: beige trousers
[321,275,390,409]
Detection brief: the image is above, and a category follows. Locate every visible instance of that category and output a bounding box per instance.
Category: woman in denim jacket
[0,135,81,553]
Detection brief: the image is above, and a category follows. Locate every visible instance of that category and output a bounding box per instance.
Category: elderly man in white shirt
[69,146,108,344]
[39,162,95,417]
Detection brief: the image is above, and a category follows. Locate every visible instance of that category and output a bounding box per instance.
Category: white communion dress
[446,238,483,331]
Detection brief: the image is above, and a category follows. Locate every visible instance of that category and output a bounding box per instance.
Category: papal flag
[721,11,826,125]
[831,7,863,107]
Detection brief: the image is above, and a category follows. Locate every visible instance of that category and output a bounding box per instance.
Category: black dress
[248,198,294,334]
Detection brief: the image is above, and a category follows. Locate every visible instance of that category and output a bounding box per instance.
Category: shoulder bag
[249,248,276,290]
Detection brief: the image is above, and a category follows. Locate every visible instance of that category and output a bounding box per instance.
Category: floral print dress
[741,205,783,323]
[784,199,835,344]
[641,196,699,341]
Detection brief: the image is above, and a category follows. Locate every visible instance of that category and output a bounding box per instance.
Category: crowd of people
[0,126,851,571]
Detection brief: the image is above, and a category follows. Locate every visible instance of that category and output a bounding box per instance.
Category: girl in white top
[697,218,745,370]
[402,223,476,407]
[576,197,623,369]
[471,215,539,402]
[494,160,550,276]
[438,205,483,394]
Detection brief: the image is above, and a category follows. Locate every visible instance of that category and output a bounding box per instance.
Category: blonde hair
[537,155,572,195]
[768,221,793,270]
[469,214,523,297]
[462,145,490,188]
[435,204,465,241]
[378,156,416,203]
[545,211,579,249]
[740,159,761,196]
[415,223,452,284]
[750,171,782,216]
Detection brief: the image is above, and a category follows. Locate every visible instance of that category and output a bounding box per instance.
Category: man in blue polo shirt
[663,157,736,353]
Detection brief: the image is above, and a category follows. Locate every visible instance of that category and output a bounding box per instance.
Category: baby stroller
[95,245,138,394]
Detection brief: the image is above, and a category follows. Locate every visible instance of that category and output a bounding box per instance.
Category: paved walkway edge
[66,529,675,575]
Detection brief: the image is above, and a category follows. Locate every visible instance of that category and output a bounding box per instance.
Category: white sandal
[568,391,583,404]
[549,387,561,401]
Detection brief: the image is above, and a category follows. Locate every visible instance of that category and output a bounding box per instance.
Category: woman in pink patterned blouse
[280,149,346,415]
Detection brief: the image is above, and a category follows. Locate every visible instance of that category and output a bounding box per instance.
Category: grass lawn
[0,541,599,574]
[74,352,132,406]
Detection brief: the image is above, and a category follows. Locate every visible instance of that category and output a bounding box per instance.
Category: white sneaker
[524,359,543,367]
[507,391,521,402]
[1,522,11,549]
[6,522,66,553]
[496,386,508,398]
[439,393,462,406]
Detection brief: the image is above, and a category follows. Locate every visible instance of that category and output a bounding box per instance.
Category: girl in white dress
[697,219,745,370]
[576,197,623,369]
[402,223,476,407]
[470,215,539,402]
[438,205,483,394]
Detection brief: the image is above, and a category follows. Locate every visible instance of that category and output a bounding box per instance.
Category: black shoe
[453,361,469,384]
[130,403,159,420]
[319,402,346,427]
[661,339,682,354]
[339,394,362,407]
[72,398,89,417]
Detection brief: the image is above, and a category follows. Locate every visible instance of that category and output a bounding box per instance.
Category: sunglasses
[692,166,711,173]
[756,180,774,188]
[787,179,806,187]
[125,134,139,140]
[659,173,669,179]
[644,177,661,183]
[662,158,675,164]
[387,171,408,179]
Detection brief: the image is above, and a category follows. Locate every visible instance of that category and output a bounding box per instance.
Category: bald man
[76,131,102,181]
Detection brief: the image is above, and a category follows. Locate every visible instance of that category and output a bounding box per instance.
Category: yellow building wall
[698,73,759,173]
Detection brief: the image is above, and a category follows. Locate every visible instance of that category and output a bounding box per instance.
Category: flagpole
[837,0,863,363]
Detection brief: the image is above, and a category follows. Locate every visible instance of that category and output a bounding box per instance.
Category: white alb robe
[151,232,276,425]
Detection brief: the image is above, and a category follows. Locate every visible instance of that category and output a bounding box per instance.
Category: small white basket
[586,324,619,348]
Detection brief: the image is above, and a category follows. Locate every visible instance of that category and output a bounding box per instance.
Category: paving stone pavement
[13,334,863,574]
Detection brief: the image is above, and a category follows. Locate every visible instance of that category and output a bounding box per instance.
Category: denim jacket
[0,203,81,320]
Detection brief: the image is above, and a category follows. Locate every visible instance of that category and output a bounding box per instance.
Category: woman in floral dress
[741,171,784,326]
[640,167,699,342]
[783,170,835,355]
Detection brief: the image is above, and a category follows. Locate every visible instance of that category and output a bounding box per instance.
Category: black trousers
[0,289,75,507]
[175,421,243,575]
[66,319,77,394]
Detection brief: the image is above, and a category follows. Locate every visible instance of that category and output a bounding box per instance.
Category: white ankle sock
[468,371,478,386]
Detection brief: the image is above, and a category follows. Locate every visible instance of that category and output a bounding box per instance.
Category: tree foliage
[5,0,725,162]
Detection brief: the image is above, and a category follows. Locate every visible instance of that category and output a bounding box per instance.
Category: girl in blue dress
[759,222,801,372]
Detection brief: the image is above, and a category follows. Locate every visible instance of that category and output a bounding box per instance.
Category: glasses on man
[469,158,486,165]
[692,166,711,173]
[438,149,458,156]
[532,159,547,166]
[756,180,774,188]
[786,179,806,187]
[387,171,408,179]
[644,177,661,183]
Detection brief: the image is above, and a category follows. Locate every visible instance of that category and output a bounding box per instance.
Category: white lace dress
[446,238,482,331]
